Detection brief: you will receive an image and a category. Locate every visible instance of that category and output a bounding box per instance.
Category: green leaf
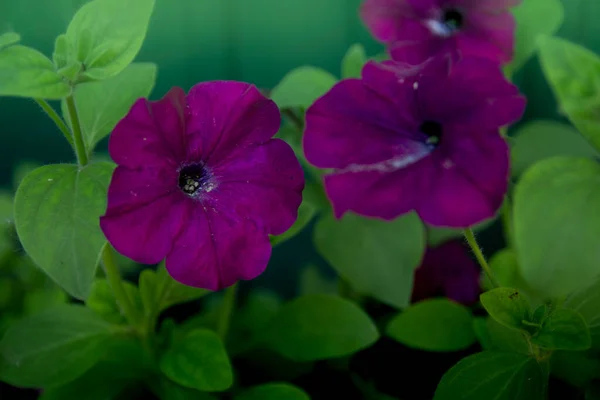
[565,276,600,349]
[483,249,538,301]
[63,0,156,81]
[314,212,425,309]
[551,350,600,389]
[0,304,114,388]
[480,288,531,331]
[510,120,597,177]
[160,328,233,392]
[481,317,530,355]
[386,299,476,352]
[156,377,219,400]
[0,45,70,99]
[0,32,20,50]
[264,294,379,361]
[234,383,310,400]
[506,0,563,75]
[271,66,337,109]
[86,278,143,324]
[14,162,115,299]
[530,308,591,350]
[61,63,157,152]
[434,351,547,400]
[298,264,338,296]
[23,287,68,316]
[514,157,600,298]
[341,44,367,79]
[270,184,318,246]
[538,36,600,153]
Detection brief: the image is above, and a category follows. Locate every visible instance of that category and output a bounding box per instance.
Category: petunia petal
[165,206,272,290]
[109,87,187,169]
[211,139,304,235]
[459,11,516,63]
[185,81,280,166]
[304,78,422,169]
[360,0,420,43]
[100,190,189,265]
[417,133,509,227]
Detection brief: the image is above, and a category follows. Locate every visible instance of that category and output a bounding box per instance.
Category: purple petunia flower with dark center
[100,82,305,291]
[360,0,521,65]
[303,57,525,227]
[412,240,481,305]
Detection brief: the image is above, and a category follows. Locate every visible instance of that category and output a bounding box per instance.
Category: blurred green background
[1,0,600,183]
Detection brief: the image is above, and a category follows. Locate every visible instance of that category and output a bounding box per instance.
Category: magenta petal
[100,191,188,265]
[212,139,304,235]
[109,87,187,169]
[460,11,516,63]
[304,79,421,169]
[165,206,272,290]
[417,134,509,227]
[360,0,417,43]
[185,81,280,165]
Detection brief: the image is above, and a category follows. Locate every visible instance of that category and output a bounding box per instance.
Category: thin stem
[101,244,140,327]
[144,273,174,335]
[501,195,514,247]
[65,95,89,166]
[463,228,500,288]
[34,99,74,147]
[216,283,238,340]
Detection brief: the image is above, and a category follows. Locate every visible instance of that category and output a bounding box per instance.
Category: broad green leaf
[270,185,317,246]
[0,32,20,50]
[271,66,337,109]
[139,265,209,317]
[341,44,367,79]
[565,276,600,348]
[86,278,143,324]
[434,351,547,400]
[23,287,68,316]
[387,299,476,352]
[160,328,233,392]
[531,308,591,350]
[12,160,41,191]
[514,157,600,297]
[61,63,157,152]
[63,0,156,81]
[0,45,70,99]
[298,264,338,296]
[14,162,115,299]
[264,294,379,361]
[235,383,310,400]
[0,305,114,388]
[314,212,425,309]
[538,36,600,152]
[551,350,600,389]
[506,0,563,75]
[480,288,531,331]
[39,338,152,400]
[511,120,597,177]
[477,317,530,355]
[483,249,539,303]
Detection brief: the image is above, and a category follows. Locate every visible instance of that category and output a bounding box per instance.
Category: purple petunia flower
[360,0,521,65]
[303,58,525,227]
[100,82,305,290]
[412,240,481,305]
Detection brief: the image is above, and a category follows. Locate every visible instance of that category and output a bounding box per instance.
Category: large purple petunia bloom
[303,58,525,227]
[361,0,521,65]
[100,82,305,290]
[412,240,481,305]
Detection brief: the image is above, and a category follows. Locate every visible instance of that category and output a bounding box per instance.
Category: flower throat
[178,164,214,196]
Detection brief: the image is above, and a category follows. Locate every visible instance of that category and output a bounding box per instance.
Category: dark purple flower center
[419,120,443,146]
[442,8,463,31]
[178,164,214,196]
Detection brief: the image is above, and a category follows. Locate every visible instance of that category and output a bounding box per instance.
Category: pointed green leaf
[14,162,115,299]
[265,294,379,361]
[160,329,233,392]
[314,212,425,309]
[341,44,367,79]
[0,45,70,99]
[0,305,114,388]
[531,308,591,350]
[480,288,531,331]
[434,351,547,400]
[86,278,143,324]
[538,36,600,152]
[271,66,337,109]
[565,276,600,349]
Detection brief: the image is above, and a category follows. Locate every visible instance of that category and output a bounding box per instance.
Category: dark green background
[0,0,599,292]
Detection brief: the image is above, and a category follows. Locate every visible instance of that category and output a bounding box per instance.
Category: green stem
[501,195,514,247]
[463,228,500,288]
[65,95,89,166]
[216,284,237,340]
[101,244,140,327]
[34,99,74,147]
[144,273,173,335]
